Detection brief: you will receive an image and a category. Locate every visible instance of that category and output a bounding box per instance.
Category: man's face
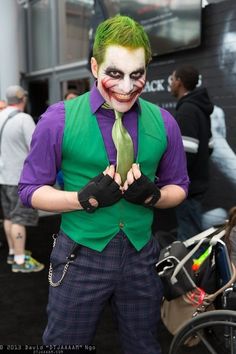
[169,71,180,98]
[91,45,146,112]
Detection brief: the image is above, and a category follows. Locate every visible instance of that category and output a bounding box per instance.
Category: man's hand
[78,165,122,213]
[123,164,161,207]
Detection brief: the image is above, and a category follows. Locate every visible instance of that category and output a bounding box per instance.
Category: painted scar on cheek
[101,78,118,99]
[136,78,145,89]
[102,77,119,89]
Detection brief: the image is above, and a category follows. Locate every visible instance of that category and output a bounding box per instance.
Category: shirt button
[119,222,124,228]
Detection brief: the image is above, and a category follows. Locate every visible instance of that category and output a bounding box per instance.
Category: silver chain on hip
[48,234,75,287]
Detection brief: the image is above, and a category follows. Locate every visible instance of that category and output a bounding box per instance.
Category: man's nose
[120,77,133,93]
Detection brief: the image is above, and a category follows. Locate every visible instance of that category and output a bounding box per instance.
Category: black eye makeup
[104,66,145,80]
[130,69,145,80]
[104,68,123,79]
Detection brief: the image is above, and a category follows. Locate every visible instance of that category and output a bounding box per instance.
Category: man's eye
[131,72,144,80]
[107,71,122,79]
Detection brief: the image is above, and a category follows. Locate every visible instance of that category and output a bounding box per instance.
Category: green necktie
[112,110,134,184]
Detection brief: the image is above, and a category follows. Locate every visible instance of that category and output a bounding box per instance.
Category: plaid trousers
[43,230,163,354]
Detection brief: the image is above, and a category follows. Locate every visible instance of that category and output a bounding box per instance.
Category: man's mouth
[112,91,138,102]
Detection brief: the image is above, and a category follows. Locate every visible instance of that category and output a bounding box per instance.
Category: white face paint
[91,45,146,113]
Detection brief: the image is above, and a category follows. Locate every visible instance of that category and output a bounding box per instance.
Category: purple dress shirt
[19,84,189,207]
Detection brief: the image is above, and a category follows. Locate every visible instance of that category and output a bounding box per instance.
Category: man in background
[170,65,214,241]
[0,85,44,272]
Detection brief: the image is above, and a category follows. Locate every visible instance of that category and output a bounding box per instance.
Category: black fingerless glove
[123,174,161,207]
[78,173,122,213]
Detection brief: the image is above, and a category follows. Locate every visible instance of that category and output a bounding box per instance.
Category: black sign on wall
[120,0,202,57]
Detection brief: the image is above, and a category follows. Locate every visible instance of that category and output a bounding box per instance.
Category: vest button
[119,222,124,228]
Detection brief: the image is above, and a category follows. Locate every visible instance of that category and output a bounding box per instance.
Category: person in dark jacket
[170,65,214,241]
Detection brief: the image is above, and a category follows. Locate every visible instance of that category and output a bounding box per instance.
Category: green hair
[93,15,152,66]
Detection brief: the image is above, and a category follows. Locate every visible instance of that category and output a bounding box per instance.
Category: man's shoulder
[35,101,65,136]
[43,100,65,114]
[0,107,32,119]
[139,98,164,118]
[0,106,14,118]
[64,91,90,112]
[16,111,33,120]
[177,98,198,109]
[176,100,202,120]
[139,97,159,109]
[39,101,65,122]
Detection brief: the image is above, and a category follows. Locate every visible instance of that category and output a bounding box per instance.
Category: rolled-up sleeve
[156,108,189,195]
[18,101,65,207]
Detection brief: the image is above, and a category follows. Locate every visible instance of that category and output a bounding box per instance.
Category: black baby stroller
[155,225,236,354]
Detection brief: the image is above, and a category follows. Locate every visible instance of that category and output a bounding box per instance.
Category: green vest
[61,92,167,251]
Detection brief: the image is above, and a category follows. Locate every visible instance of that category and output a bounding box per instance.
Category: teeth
[115,93,131,99]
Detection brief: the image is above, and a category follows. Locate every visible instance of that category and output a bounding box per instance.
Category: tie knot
[102,102,112,109]
[114,110,123,120]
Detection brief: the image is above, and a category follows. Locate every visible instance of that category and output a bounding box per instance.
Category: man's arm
[156,108,189,193]
[29,165,122,213]
[18,102,65,208]
[153,184,186,208]
[31,186,81,212]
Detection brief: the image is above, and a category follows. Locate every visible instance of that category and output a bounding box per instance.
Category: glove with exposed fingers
[123,174,161,207]
[78,173,122,213]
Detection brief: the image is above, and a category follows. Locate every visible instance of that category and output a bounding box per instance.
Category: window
[30,0,52,71]
[58,0,94,64]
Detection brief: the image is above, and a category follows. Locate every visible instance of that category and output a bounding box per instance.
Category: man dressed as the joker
[19,15,189,354]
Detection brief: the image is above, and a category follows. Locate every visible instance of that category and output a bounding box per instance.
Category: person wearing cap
[0,85,44,273]
[19,16,188,352]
